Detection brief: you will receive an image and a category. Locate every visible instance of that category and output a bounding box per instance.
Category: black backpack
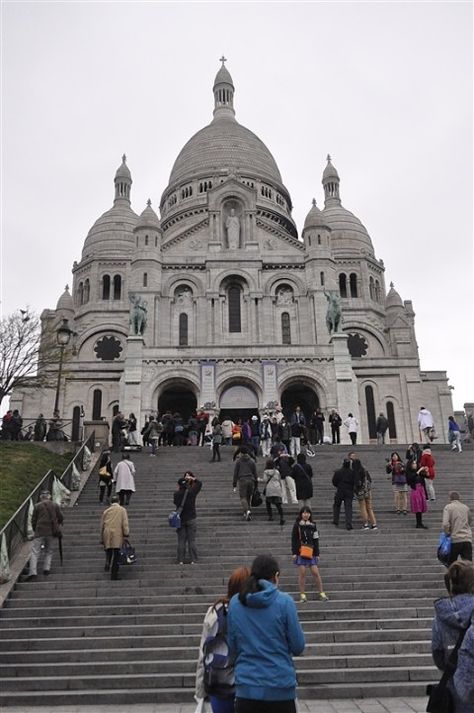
[203,603,235,699]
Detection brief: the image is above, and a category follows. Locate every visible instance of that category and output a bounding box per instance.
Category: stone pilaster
[120,336,145,417]
[331,332,361,444]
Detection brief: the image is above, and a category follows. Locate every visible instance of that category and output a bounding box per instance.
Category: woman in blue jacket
[227,554,305,713]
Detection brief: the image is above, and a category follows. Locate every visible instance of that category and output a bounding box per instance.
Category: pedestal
[84,420,109,450]
[120,336,145,419]
[330,332,361,445]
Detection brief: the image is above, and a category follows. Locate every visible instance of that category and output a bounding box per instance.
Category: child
[419,445,436,501]
[259,458,285,525]
[291,507,328,602]
[406,459,428,528]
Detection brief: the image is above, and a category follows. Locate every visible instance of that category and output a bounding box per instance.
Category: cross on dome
[312,198,317,207]
[326,154,332,162]
[219,55,227,66]
[122,154,127,164]
[147,198,152,207]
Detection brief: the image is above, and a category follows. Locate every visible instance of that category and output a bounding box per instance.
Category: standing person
[405,459,428,529]
[127,413,138,446]
[375,412,389,445]
[145,417,161,455]
[448,416,463,453]
[259,458,285,525]
[353,459,377,530]
[386,451,408,515]
[406,442,422,468]
[343,413,359,445]
[1,410,13,440]
[419,444,436,501]
[291,507,328,602]
[111,412,127,452]
[260,415,272,458]
[196,410,208,447]
[141,415,150,448]
[47,411,66,441]
[233,447,258,521]
[332,458,356,530]
[289,406,305,456]
[211,421,223,462]
[98,450,113,504]
[221,417,234,446]
[232,420,243,447]
[313,408,325,445]
[25,490,63,581]
[195,566,251,713]
[113,453,136,506]
[249,415,260,455]
[291,452,313,507]
[417,406,435,443]
[100,495,129,581]
[270,436,287,459]
[10,409,23,440]
[431,561,474,712]
[173,471,202,564]
[33,414,47,442]
[443,492,473,564]
[329,410,342,444]
[279,417,292,454]
[227,554,305,713]
[275,452,297,506]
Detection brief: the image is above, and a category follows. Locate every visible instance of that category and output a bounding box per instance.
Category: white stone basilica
[14,60,454,443]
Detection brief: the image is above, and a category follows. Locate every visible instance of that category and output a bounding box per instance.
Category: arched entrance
[280,382,319,423]
[219,384,259,423]
[158,383,197,421]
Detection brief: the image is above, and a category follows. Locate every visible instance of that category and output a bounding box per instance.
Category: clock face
[94,336,123,361]
[347,332,368,358]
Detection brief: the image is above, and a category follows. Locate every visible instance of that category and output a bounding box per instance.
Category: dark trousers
[266,500,284,522]
[316,426,324,444]
[333,492,353,526]
[118,490,132,506]
[449,541,473,565]
[105,548,120,579]
[177,518,198,562]
[212,444,221,461]
[349,431,357,445]
[415,512,425,527]
[235,698,296,713]
[99,480,112,502]
[331,427,340,444]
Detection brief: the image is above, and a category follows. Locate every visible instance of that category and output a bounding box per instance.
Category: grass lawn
[0,443,74,528]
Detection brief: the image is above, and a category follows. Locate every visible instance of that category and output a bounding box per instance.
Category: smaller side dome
[323,154,339,181]
[56,285,74,312]
[385,282,404,309]
[134,199,161,232]
[115,154,131,180]
[304,198,330,230]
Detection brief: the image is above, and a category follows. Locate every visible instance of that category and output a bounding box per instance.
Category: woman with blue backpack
[195,566,250,713]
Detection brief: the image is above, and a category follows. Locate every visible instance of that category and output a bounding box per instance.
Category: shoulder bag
[426,626,468,713]
[262,470,276,496]
[298,527,314,559]
[168,488,189,529]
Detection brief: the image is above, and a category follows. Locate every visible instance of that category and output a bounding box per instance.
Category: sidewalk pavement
[0,698,428,713]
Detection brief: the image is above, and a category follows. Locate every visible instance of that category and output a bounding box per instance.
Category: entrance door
[219,384,259,423]
[158,386,197,421]
[280,383,319,423]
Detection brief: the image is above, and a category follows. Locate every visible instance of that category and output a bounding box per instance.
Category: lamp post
[53,319,73,415]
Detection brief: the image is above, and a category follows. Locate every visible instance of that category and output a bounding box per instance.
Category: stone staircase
[1,443,473,706]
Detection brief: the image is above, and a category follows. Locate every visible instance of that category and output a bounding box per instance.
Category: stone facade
[11,61,454,443]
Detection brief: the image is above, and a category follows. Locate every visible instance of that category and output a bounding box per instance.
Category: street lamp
[53,318,73,415]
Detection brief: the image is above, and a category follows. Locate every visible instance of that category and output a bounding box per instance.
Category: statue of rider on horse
[324,290,342,335]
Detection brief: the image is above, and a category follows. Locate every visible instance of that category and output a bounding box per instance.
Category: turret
[131,199,162,293]
[213,56,235,119]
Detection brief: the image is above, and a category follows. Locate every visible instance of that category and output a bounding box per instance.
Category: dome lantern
[114,154,132,204]
[322,154,341,207]
[385,282,404,310]
[213,56,235,119]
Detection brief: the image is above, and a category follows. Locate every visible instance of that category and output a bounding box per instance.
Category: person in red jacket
[419,445,436,501]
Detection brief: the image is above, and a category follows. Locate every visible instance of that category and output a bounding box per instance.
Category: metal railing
[0,431,95,565]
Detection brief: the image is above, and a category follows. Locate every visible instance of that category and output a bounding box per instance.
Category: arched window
[113,275,121,300]
[281,312,291,345]
[375,280,381,303]
[112,404,119,417]
[320,271,325,286]
[228,285,241,333]
[145,235,149,246]
[92,389,102,420]
[387,401,397,439]
[365,385,377,439]
[179,313,188,346]
[143,272,148,287]
[83,279,90,303]
[318,234,321,245]
[102,275,110,300]
[350,273,358,298]
[369,276,375,300]
[78,282,84,306]
[339,273,347,298]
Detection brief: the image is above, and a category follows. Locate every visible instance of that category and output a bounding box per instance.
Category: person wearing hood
[233,448,258,521]
[418,406,435,443]
[227,554,305,712]
[431,560,474,712]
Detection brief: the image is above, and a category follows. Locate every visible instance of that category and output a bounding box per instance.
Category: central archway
[280,382,319,423]
[158,383,197,421]
[219,384,259,423]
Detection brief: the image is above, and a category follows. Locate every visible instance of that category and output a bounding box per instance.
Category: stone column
[120,336,144,419]
[330,332,361,445]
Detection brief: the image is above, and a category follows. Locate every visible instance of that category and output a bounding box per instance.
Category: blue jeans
[210,695,235,713]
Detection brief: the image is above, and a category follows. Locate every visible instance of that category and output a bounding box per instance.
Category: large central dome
[169,116,283,186]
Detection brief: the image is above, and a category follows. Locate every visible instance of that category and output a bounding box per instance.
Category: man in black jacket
[233,448,257,521]
[173,472,202,564]
[332,459,356,530]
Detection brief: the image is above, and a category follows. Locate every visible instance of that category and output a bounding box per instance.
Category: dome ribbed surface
[214,65,234,87]
[304,202,329,230]
[56,286,74,311]
[82,203,138,258]
[323,205,374,253]
[115,158,131,180]
[323,160,339,181]
[168,116,283,187]
[134,203,160,231]
[385,283,404,309]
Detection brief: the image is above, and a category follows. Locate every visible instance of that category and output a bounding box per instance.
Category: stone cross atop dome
[213,56,235,119]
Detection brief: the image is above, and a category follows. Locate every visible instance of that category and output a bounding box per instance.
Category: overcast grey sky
[1,1,473,410]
